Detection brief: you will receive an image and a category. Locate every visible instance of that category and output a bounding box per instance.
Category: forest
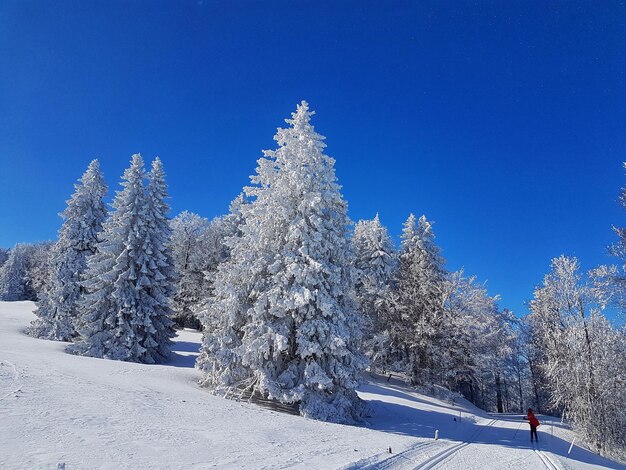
[1,102,624,461]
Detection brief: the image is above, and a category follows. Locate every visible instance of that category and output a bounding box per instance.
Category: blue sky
[1,1,624,316]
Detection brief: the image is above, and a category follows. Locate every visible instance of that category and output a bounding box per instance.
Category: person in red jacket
[523,408,540,442]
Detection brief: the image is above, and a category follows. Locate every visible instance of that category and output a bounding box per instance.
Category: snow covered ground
[0,302,622,470]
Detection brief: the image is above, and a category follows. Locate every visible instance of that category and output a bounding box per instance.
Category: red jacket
[526,411,540,427]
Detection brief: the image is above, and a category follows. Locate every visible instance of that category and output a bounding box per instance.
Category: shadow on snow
[161,341,622,469]
[164,341,200,369]
[363,394,622,469]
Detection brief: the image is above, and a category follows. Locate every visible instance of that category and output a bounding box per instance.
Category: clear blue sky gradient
[1,1,625,316]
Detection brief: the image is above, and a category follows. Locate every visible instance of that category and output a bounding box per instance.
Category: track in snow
[412,418,498,470]
[534,443,562,470]
[344,441,441,470]
[438,413,566,470]
[344,417,500,470]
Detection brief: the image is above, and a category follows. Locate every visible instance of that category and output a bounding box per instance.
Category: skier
[523,408,540,442]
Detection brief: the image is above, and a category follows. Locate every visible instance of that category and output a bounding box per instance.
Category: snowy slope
[0,302,622,470]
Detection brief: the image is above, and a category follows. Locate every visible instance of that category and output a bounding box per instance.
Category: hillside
[0,302,622,470]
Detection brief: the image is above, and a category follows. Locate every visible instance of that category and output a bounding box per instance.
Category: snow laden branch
[28,160,108,341]
[196,101,367,423]
[527,255,626,460]
[67,155,176,364]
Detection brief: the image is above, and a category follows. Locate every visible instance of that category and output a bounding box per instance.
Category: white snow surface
[1,302,622,470]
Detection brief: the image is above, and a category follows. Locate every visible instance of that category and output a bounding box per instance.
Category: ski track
[533,442,563,470]
[413,418,497,470]
[535,448,561,470]
[344,418,500,470]
[360,414,570,470]
[340,441,444,470]
[427,414,570,470]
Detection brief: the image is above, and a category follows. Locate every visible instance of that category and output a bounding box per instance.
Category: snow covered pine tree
[68,155,176,363]
[0,244,31,301]
[384,214,447,384]
[197,101,367,423]
[143,157,178,352]
[0,243,46,301]
[28,160,108,341]
[352,214,397,367]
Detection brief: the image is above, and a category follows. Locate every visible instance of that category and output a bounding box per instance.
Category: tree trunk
[503,375,510,412]
[495,372,503,413]
[528,358,542,414]
[516,360,524,412]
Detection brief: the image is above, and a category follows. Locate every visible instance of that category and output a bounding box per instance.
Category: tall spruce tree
[143,157,177,348]
[385,214,447,384]
[28,160,107,340]
[352,214,396,366]
[197,101,367,423]
[69,155,175,363]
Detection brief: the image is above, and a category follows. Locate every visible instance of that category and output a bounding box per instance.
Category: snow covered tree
[612,162,626,263]
[439,272,496,398]
[474,308,516,413]
[170,211,211,328]
[0,242,51,301]
[352,214,396,365]
[142,157,177,349]
[592,162,626,315]
[222,192,247,240]
[28,160,107,340]
[24,242,54,300]
[0,248,9,268]
[197,101,367,423]
[0,244,31,301]
[383,213,447,384]
[515,318,550,414]
[69,155,176,364]
[528,256,626,460]
[170,196,246,329]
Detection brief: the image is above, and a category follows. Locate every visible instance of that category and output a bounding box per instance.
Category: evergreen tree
[197,101,366,423]
[69,155,175,363]
[352,214,396,366]
[28,160,107,340]
[0,248,9,268]
[0,244,31,301]
[222,193,247,241]
[385,214,447,384]
[143,157,177,347]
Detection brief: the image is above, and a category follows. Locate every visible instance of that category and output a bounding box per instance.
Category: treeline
[0,102,624,458]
